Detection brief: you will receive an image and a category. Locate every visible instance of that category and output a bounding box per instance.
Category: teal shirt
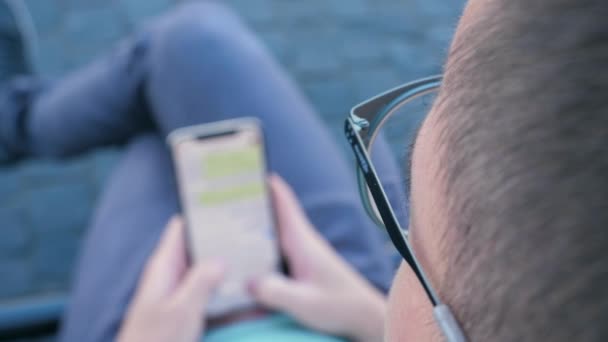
[204,315,347,342]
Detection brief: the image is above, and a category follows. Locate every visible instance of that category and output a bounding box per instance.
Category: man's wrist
[350,291,387,342]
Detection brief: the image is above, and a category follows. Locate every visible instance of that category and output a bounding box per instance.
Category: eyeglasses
[344,76,467,342]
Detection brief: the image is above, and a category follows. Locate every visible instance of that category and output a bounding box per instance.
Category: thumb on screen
[269,174,324,250]
[269,174,310,232]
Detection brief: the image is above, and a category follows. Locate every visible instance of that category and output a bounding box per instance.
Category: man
[387,0,608,340]
[4,0,606,340]
[120,0,608,341]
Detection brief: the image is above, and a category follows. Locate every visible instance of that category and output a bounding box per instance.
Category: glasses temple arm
[434,305,468,342]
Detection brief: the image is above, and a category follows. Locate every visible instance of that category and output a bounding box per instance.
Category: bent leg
[1,0,405,250]
[145,1,401,290]
[61,3,406,341]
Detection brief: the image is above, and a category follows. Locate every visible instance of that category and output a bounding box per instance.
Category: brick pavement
[0,0,464,302]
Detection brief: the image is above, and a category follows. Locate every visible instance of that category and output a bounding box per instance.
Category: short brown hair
[435,1,608,340]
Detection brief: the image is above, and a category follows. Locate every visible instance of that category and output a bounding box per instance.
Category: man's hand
[250,175,387,342]
[117,217,224,342]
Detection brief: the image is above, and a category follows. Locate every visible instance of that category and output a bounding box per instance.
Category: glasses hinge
[350,114,370,131]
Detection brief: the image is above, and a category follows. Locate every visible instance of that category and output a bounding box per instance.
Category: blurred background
[0,0,463,339]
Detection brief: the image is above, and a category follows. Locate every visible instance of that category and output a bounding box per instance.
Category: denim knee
[150,1,252,66]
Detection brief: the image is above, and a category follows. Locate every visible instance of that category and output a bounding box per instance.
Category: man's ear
[386,263,441,342]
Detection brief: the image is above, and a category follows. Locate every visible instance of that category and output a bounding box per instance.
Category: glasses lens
[361,90,437,233]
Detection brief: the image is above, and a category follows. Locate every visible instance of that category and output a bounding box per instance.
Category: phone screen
[172,124,278,316]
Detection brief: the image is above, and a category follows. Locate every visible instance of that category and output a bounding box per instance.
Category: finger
[269,175,325,245]
[139,216,189,299]
[269,175,311,234]
[269,175,334,268]
[171,261,225,315]
[250,274,318,317]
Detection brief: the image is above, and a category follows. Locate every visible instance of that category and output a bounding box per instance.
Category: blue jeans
[0,2,405,341]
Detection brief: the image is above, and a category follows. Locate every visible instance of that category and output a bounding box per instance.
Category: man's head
[387,0,608,341]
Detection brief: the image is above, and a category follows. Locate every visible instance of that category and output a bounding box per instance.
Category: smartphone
[167,118,280,317]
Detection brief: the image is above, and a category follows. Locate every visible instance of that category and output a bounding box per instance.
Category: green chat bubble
[200,181,265,206]
[203,145,262,179]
